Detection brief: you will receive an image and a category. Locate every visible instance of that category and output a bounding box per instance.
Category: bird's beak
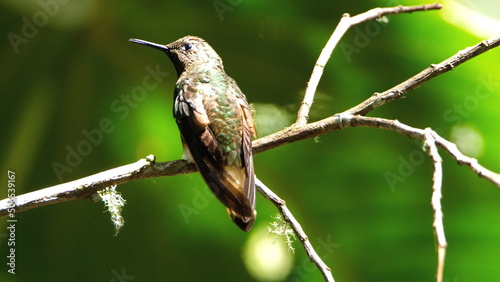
[129,38,169,52]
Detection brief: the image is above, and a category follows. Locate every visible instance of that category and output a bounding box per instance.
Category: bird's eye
[183,43,192,51]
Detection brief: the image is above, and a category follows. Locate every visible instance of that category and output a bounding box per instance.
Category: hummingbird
[129,36,257,231]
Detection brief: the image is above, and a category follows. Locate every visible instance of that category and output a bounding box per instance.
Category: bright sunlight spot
[442,0,500,38]
[243,223,294,281]
[450,124,484,158]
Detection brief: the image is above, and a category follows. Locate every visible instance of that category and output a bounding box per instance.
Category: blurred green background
[1,0,499,281]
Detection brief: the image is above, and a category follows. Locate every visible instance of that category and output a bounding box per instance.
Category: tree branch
[424,129,446,282]
[256,178,335,282]
[295,3,443,125]
[340,115,500,187]
[342,36,500,116]
[0,156,196,217]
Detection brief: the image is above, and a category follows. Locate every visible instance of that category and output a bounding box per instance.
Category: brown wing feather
[174,82,255,231]
[225,100,256,231]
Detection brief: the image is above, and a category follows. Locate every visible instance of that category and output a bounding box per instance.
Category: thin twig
[432,132,500,185]
[342,36,500,116]
[255,178,334,282]
[295,3,443,125]
[295,14,349,125]
[424,128,447,282]
[341,115,500,187]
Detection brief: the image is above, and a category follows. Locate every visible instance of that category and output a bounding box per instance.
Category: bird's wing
[174,81,255,231]
[237,95,256,211]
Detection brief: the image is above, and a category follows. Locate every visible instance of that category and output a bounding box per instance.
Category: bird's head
[129,36,223,77]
